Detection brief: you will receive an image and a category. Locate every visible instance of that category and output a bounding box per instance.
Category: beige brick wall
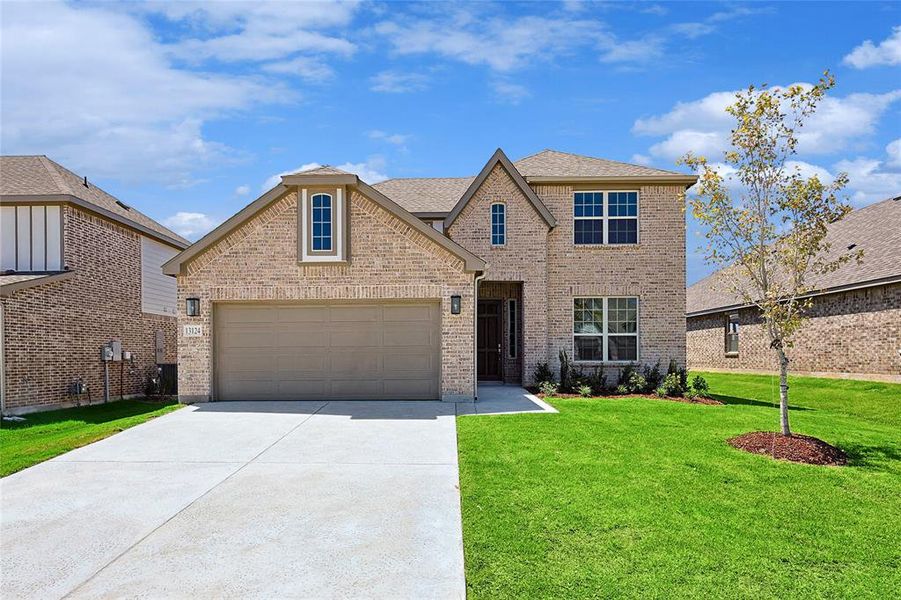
[177,189,475,402]
[687,282,901,381]
[1,206,178,413]
[446,164,549,385]
[536,183,687,382]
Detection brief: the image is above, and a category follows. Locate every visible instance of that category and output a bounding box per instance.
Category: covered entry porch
[476,281,523,384]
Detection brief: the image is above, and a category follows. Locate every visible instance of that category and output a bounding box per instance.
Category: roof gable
[443,148,556,230]
[163,172,486,276]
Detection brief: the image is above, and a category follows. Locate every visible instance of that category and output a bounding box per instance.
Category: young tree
[681,72,858,436]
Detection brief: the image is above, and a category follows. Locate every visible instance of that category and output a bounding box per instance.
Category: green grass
[1,399,181,477]
[457,372,901,599]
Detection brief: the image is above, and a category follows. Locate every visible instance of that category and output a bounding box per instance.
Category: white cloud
[261,56,334,82]
[367,130,411,146]
[843,26,901,69]
[235,185,250,196]
[833,156,901,206]
[630,153,653,166]
[140,1,359,63]
[886,138,901,168]
[0,1,284,185]
[634,86,901,161]
[492,80,530,104]
[262,157,388,191]
[369,70,429,93]
[599,37,664,64]
[374,13,608,71]
[163,211,219,239]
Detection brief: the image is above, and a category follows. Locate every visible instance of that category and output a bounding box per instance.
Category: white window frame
[299,187,345,263]
[507,298,518,359]
[725,313,739,356]
[572,296,640,363]
[490,202,506,246]
[573,190,640,246]
[310,192,334,252]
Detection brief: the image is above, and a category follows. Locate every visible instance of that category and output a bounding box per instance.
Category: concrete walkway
[1,401,465,599]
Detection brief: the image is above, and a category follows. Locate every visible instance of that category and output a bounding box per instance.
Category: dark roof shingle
[687,196,901,314]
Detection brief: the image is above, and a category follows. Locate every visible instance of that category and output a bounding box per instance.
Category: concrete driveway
[1,401,464,599]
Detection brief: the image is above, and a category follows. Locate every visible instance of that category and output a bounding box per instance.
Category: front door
[477,300,502,380]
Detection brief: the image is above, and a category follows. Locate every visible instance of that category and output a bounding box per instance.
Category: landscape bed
[457,372,901,598]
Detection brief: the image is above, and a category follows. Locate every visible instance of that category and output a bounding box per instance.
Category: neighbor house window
[573,297,638,362]
[311,193,333,251]
[491,203,506,246]
[726,314,739,355]
[507,298,518,358]
[573,191,638,245]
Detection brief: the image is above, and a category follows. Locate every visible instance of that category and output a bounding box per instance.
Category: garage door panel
[216,302,440,401]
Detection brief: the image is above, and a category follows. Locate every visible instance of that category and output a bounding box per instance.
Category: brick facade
[687,282,901,382]
[1,207,178,413]
[176,189,476,403]
[446,165,549,385]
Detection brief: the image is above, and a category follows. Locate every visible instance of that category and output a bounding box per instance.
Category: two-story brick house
[1,156,189,413]
[164,149,695,402]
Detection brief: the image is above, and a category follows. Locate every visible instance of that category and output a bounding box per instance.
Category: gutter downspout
[473,270,487,402]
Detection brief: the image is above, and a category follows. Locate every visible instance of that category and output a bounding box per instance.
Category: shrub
[689,374,710,398]
[581,368,607,395]
[618,371,647,395]
[618,365,637,388]
[578,384,593,398]
[559,349,578,393]
[657,372,685,397]
[538,381,559,397]
[667,359,689,392]
[533,362,555,385]
[642,362,663,392]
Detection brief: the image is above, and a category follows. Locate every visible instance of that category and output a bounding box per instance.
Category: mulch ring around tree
[728,431,848,466]
[528,388,723,406]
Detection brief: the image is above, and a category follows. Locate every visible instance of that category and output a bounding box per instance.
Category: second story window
[491,203,506,246]
[311,193,333,251]
[573,191,639,245]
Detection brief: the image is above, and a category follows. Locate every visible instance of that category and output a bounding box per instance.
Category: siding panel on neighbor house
[0,205,63,272]
[141,236,178,316]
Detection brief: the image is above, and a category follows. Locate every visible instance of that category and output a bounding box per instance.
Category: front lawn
[457,372,901,598]
[1,399,181,477]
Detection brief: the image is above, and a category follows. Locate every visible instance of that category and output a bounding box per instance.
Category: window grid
[573,297,639,362]
[491,203,506,246]
[311,193,333,251]
[573,191,639,245]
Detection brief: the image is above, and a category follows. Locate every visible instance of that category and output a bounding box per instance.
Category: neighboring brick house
[164,149,695,402]
[687,196,901,383]
[1,156,189,414]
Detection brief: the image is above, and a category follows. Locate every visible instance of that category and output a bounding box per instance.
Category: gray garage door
[215,302,441,400]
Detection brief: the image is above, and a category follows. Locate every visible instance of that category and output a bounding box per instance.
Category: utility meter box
[110,340,122,361]
[101,340,123,362]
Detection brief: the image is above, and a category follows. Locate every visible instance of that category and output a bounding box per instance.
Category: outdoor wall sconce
[186,297,201,317]
[450,295,461,315]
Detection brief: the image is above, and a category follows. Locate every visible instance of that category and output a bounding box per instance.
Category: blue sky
[2,1,899,283]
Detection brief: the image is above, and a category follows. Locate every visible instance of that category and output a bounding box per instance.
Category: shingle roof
[0,155,189,247]
[0,271,75,296]
[294,165,352,176]
[514,149,685,178]
[371,177,475,214]
[371,149,691,214]
[687,196,901,315]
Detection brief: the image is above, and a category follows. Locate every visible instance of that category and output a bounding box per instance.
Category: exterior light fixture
[450,295,462,315]
[186,297,201,317]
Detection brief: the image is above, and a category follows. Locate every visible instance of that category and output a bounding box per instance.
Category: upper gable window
[573,191,639,245]
[311,193,333,251]
[491,203,506,246]
[299,188,346,263]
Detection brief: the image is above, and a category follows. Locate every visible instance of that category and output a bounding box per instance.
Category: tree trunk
[777,347,791,436]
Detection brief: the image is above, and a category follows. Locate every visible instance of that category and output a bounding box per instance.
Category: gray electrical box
[101,345,114,361]
[101,340,123,362]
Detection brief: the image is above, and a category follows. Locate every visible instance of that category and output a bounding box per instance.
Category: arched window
[491,203,506,246]
[311,193,333,251]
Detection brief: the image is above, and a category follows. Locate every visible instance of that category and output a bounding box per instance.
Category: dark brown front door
[477,300,502,380]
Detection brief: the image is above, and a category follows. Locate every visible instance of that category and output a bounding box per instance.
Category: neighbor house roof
[371,148,696,215]
[0,155,189,248]
[686,196,901,316]
[162,166,487,276]
[0,271,75,297]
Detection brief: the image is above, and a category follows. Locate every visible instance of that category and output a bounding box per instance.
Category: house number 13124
[183,324,203,337]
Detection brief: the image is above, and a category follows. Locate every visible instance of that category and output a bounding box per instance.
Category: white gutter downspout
[473,270,487,402]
